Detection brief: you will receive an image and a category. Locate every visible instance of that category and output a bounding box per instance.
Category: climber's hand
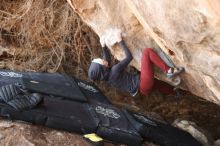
[104,28,122,48]
[114,29,122,43]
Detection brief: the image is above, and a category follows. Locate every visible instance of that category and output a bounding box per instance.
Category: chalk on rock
[101,28,122,48]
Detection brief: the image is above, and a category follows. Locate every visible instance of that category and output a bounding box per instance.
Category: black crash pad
[0,69,202,146]
[0,98,99,134]
[92,102,143,146]
[0,69,88,102]
[0,69,110,104]
[74,78,111,105]
[21,73,87,102]
[123,109,202,146]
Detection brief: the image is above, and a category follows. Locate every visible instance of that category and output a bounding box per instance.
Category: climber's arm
[111,40,133,73]
[102,46,111,66]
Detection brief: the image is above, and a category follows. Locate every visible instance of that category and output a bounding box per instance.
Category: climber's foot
[167,67,184,78]
[166,76,182,86]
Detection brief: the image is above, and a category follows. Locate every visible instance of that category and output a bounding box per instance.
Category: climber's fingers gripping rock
[100,28,122,48]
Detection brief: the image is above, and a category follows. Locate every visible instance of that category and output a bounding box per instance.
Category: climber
[88,29,184,97]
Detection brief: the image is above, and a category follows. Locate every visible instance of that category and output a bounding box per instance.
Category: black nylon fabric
[92,102,143,146]
[0,84,21,102]
[0,98,99,134]
[0,69,108,104]
[7,93,42,111]
[0,69,110,105]
[73,78,111,105]
[0,84,43,111]
[21,73,87,102]
[123,109,202,146]
[0,69,87,102]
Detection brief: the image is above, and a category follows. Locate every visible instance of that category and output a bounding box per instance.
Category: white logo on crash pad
[78,81,98,93]
[95,106,120,119]
[0,71,22,78]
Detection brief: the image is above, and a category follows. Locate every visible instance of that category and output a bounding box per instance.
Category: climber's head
[88,58,108,81]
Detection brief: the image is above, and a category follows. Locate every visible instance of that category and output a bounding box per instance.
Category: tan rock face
[68,0,220,105]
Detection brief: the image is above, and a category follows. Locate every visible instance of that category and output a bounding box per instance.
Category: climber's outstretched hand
[99,28,122,48]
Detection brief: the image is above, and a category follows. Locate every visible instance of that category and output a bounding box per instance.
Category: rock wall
[68,0,220,105]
